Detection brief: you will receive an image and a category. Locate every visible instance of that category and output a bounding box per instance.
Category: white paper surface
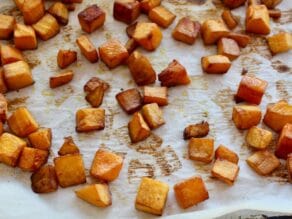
[0,0,291,218]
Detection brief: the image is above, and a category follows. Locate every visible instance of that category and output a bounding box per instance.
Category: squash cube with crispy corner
[14,23,37,50]
[141,103,164,129]
[287,154,292,182]
[76,35,98,63]
[54,154,86,187]
[50,71,74,88]
[86,85,104,107]
[31,165,58,193]
[127,51,156,85]
[78,5,106,33]
[48,2,69,25]
[232,105,261,130]
[267,33,292,54]
[246,150,280,175]
[189,138,214,163]
[75,184,112,207]
[174,176,209,209]
[236,75,268,105]
[32,14,60,41]
[215,145,239,164]
[128,112,151,143]
[84,77,110,93]
[263,100,292,132]
[113,0,140,24]
[90,149,123,182]
[201,55,231,74]
[226,32,251,48]
[140,0,161,13]
[246,5,270,35]
[8,107,39,137]
[0,133,26,166]
[57,50,77,69]
[125,38,139,54]
[172,17,201,45]
[202,19,229,45]
[158,59,190,87]
[183,121,209,140]
[22,0,45,25]
[28,128,52,151]
[0,14,15,40]
[18,147,48,172]
[222,10,238,29]
[261,0,282,9]
[275,123,292,159]
[149,6,176,28]
[0,68,7,94]
[0,94,7,122]
[143,86,168,106]
[246,126,272,150]
[211,159,239,185]
[133,22,162,51]
[135,177,169,216]
[58,136,80,156]
[76,108,105,132]
[0,45,24,65]
[99,39,129,68]
[116,88,142,114]
[218,38,240,61]
[126,21,138,38]
[222,0,247,8]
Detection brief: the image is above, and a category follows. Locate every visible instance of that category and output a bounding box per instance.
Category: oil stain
[128,159,155,183]
[241,35,272,59]
[166,0,207,6]
[0,6,22,22]
[54,85,74,107]
[271,60,291,73]
[278,9,292,24]
[212,87,234,121]
[276,80,291,101]
[268,162,289,184]
[240,56,262,75]
[7,96,29,111]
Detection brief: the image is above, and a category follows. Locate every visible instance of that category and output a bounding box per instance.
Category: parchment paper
[0,0,291,218]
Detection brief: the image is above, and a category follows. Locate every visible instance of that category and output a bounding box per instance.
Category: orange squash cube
[201,55,231,74]
[0,44,24,65]
[85,85,104,107]
[32,14,60,41]
[211,159,239,185]
[76,108,105,132]
[143,86,168,106]
[0,68,8,94]
[50,71,74,88]
[140,0,161,13]
[125,38,139,54]
[58,136,80,156]
[84,77,110,93]
[275,123,292,159]
[226,32,251,48]
[215,145,239,164]
[222,10,238,29]
[222,0,247,8]
[28,128,52,151]
[116,88,142,114]
[31,165,58,193]
[246,5,270,35]
[21,0,45,25]
[188,138,214,163]
[113,0,140,24]
[183,121,209,140]
[18,147,48,172]
[14,23,38,50]
[76,35,99,63]
[0,14,15,40]
[48,2,69,25]
[126,21,138,38]
[148,6,176,28]
[57,50,77,69]
[128,112,151,143]
[141,103,165,129]
[246,126,272,150]
[0,94,7,122]
[201,19,229,45]
[287,154,292,182]
[217,38,240,61]
[232,105,262,130]
[267,32,292,54]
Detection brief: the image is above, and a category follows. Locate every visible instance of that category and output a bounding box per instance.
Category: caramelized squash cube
[246,5,270,35]
[275,123,292,159]
[50,70,74,88]
[201,55,231,74]
[149,6,176,28]
[201,19,229,45]
[78,5,106,33]
[76,35,99,63]
[0,14,15,40]
[211,159,239,185]
[267,32,292,54]
[188,138,214,163]
[0,68,8,94]
[183,121,209,140]
[222,0,247,8]
[31,165,58,193]
[58,136,80,156]
[116,88,142,114]
[125,38,139,54]
[232,105,261,130]
[32,14,60,41]
[48,2,69,25]
[222,10,238,29]
[215,145,239,164]
[14,23,37,50]
[141,103,165,129]
[135,177,169,216]
[268,9,282,19]
[57,50,77,69]
[18,147,48,172]
[217,38,240,61]
[128,112,151,143]
[113,0,140,24]
[226,32,251,48]
[0,44,24,65]
[0,123,3,136]
[140,0,161,13]
[22,0,45,25]
[85,85,104,107]
[76,108,105,132]
[287,154,292,182]
[143,86,168,106]
[126,21,138,38]
[84,77,110,93]
[246,126,272,150]
[28,128,52,151]
[0,94,7,122]
[13,0,25,10]
[261,0,282,9]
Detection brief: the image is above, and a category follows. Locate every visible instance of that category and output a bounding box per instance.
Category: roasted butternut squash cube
[0,133,26,167]
[84,77,109,93]
[0,14,15,40]
[143,86,168,106]
[232,105,261,130]
[90,149,123,182]
[226,32,251,48]
[48,2,69,25]
[78,5,106,33]
[261,0,282,9]
[50,71,74,88]
[141,103,165,129]
[127,51,156,85]
[128,112,151,143]
[222,0,247,8]
[183,121,209,140]
[62,0,83,3]
[31,165,58,193]
[275,123,292,159]
[201,55,231,74]
[0,68,8,94]
[172,17,201,45]
[75,184,112,207]
[189,138,214,163]
[18,147,48,172]
[14,23,37,50]
[133,22,162,51]
[13,0,25,10]
[0,94,7,122]
[57,50,77,69]
[236,75,268,105]
[21,0,45,25]
[86,85,104,107]
[113,0,140,24]
[99,39,129,68]
[125,38,139,54]
[267,32,292,54]
[135,177,169,216]
[246,5,270,35]
[28,128,52,151]
[58,136,80,156]
[116,88,142,114]
[65,3,76,11]
[76,108,105,132]
[54,154,86,187]
[158,59,190,87]
[222,10,238,29]
[246,150,280,175]
[217,38,240,61]
[140,0,161,13]
[76,35,99,63]
[246,126,272,150]
[215,145,239,164]
[126,21,138,38]
[287,154,292,183]
[32,14,60,41]
[263,100,292,132]
[201,19,229,45]
[174,176,209,209]
[8,107,39,137]
[0,44,24,65]
[268,9,281,19]
[211,159,239,185]
[0,122,3,136]
[148,6,176,28]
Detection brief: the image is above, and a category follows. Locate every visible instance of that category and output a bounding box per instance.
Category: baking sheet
[0,0,291,218]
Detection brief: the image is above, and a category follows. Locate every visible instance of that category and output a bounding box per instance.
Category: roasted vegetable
[201,19,229,45]
[58,136,80,156]
[0,94,7,122]
[267,32,292,54]
[31,165,58,193]
[32,14,60,41]
[50,71,74,88]
[148,6,176,28]
[57,50,77,69]
[217,38,240,61]
[76,108,105,132]
[226,32,251,48]
[0,14,15,40]
[28,128,52,151]
[76,35,99,63]
[211,159,239,185]
[128,112,151,143]
[143,86,168,106]
[188,138,214,163]
[18,147,48,172]
[201,55,231,74]
[246,5,270,35]
[85,85,104,107]
[113,0,140,24]
[215,145,239,164]
[14,23,38,50]
[48,2,69,25]
[222,0,247,8]
[183,121,209,140]
[21,0,45,25]
[84,77,109,93]
[0,44,24,65]
[140,0,161,13]
[116,88,143,114]
[232,105,262,130]
[222,10,238,29]
[246,126,272,150]
[275,123,292,159]
[141,103,165,129]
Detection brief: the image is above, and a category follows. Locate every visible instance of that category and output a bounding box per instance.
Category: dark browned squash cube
[78,5,106,33]
[217,38,240,61]
[18,147,48,172]
[114,0,140,24]
[31,165,58,193]
[116,88,142,114]
[84,77,110,93]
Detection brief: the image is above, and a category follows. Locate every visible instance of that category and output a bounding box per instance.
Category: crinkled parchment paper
[0,0,291,218]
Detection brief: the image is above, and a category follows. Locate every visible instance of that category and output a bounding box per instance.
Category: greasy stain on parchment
[166,0,207,6]
[0,6,22,22]
[276,80,291,101]
[240,56,262,75]
[268,162,289,184]
[24,51,41,69]
[212,87,234,122]
[7,96,29,111]
[241,35,272,59]
[128,159,155,183]
[271,60,291,73]
[278,9,292,24]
